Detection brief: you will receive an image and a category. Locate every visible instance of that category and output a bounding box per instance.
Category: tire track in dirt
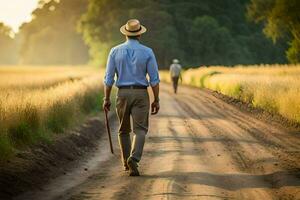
[15,83,300,200]
[173,94,254,173]
[171,94,274,199]
[191,90,300,149]
[187,90,300,171]
[169,85,300,199]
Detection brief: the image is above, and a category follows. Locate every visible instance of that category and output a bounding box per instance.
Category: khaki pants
[116,88,149,167]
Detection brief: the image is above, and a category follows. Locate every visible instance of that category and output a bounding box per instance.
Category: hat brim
[120,25,147,36]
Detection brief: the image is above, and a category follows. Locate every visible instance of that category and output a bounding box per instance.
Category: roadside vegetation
[0,66,104,160]
[160,65,300,124]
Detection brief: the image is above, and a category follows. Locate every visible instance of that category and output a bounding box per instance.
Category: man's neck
[126,38,140,44]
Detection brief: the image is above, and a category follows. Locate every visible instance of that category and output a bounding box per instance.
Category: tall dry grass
[0,66,104,160]
[0,66,95,90]
[160,65,300,123]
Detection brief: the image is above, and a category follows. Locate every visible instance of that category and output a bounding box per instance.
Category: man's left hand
[151,101,160,115]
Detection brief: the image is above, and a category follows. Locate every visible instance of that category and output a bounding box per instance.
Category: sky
[0,0,38,32]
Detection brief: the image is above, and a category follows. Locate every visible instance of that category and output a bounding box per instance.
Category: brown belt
[118,85,147,89]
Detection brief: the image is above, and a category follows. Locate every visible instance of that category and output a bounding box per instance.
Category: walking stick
[104,109,114,154]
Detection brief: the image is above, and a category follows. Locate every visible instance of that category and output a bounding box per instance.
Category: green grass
[0,134,13,161]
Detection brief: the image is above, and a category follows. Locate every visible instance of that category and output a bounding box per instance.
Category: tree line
[0,0,298,67]
[0,0,89,65]
[0,23,17,64]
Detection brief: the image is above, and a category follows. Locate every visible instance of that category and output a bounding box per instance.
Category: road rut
[16,83,300,200]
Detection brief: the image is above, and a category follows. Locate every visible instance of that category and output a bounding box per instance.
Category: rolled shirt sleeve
[147,50,160,86]
[104,49,116,86]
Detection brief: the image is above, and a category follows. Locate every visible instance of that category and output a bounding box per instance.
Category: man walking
[103,19,160,176]
[170,59,182,94]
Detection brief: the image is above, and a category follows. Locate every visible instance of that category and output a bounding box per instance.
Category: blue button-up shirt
[104,39,160,87]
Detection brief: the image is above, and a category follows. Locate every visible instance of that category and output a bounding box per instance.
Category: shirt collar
[126,39,140,45]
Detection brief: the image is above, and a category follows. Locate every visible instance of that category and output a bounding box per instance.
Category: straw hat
[120,19,147,36]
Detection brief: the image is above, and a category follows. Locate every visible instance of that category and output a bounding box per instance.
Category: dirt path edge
[207,89,300,130]
[0,114,109,200]
[173,83,300,132]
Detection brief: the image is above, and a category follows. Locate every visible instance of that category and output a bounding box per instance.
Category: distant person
[103,19,160,176]
[170,59,182,93]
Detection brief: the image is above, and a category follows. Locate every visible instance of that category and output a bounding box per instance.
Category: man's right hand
[103,99,111,112]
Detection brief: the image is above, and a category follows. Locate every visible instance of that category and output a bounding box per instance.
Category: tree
[188,16,243,66]
[79,0,181,67]
[0,23,17,64]
[125,6,182,67]
[247,0,300,63]
[79,0,129,66]
[18,0,89,65]
[80,0,286,68]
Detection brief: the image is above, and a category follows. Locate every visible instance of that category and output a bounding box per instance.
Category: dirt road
[17,83,300,200]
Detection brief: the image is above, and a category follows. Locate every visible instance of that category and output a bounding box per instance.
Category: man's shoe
[127,157,140,176]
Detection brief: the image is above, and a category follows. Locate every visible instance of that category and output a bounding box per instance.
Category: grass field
[161,64,300,124]
[0,66,104,160]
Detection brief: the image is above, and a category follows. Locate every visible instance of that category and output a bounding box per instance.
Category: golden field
[0,66,103,160]
[160,65,300,123]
